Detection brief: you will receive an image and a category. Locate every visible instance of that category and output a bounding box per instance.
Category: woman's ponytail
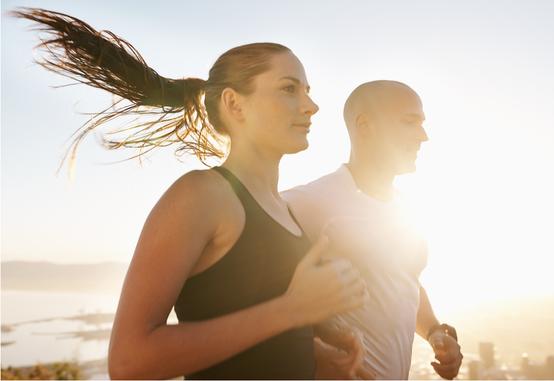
[12,8,225,171]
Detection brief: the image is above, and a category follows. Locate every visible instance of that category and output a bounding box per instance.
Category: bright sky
[2,0,553,311]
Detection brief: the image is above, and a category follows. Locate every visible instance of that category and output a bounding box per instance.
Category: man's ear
[355,113,373,137]
[221,87,245,123]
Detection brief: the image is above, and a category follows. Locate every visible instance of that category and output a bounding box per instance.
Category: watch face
[428,324,458,342]
[442,324,458,341]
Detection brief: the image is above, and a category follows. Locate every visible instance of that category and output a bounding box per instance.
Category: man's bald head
[343,80,421,134]
[342,80,427,175]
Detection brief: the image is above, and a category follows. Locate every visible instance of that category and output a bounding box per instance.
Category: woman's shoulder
[156,169,244,249]
[171,168,225,193]
[161,168,237,216]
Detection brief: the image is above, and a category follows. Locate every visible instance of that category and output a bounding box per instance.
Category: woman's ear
[221,87,245,123]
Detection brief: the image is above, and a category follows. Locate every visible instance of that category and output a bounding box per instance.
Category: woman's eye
[282,85,296,93]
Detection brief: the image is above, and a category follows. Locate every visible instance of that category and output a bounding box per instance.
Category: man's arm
[416,286,463,380]
[416,286,440,338]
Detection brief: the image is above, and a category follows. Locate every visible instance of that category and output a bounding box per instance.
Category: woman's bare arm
[107,171,289,379]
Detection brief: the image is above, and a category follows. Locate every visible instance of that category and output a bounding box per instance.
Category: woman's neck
[223,141,282,198]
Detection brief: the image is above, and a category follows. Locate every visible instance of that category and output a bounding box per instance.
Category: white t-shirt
[282,165,428,380]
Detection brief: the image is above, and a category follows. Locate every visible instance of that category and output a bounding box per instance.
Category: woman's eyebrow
[279,76,311,92]
[279,76,300,83]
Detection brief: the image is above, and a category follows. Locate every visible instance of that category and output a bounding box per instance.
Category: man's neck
[346,157,396,202]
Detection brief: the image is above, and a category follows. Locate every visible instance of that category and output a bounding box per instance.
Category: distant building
[547,356,554,375]
[468,360,480,380]
[479,342,495,369]
[521,353,530,374]
[520,353,554,379]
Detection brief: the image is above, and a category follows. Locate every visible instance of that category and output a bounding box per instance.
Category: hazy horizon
[3,287,553,376]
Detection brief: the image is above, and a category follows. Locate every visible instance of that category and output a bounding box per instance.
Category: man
[284,81,463,379]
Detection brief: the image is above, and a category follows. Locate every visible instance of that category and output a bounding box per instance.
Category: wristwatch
[426,323,458,342]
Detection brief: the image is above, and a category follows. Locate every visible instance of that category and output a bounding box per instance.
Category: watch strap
[427,323,458,342]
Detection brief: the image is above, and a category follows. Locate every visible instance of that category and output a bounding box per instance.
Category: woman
[14,8,369,380]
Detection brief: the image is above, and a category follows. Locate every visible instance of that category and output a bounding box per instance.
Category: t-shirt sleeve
[281,187,326,243]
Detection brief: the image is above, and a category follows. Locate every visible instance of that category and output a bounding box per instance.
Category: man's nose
[418,126,429,142]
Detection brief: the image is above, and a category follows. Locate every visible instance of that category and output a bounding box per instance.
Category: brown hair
[12,8,291,170]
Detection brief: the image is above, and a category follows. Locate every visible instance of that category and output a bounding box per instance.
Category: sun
[393,148,554,315]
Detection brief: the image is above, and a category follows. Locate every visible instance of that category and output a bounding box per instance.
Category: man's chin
[396,163,417,175]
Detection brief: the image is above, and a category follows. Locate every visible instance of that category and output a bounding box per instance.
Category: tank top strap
[212,166,307,239]
[212,166,256,208]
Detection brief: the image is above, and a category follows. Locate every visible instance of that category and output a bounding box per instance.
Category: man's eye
[405,120,422,127]
[282,85,296,93]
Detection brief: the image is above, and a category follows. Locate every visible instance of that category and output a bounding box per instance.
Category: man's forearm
[415,286,440,339]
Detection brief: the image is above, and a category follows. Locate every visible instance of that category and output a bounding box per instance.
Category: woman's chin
[285,139,309,154]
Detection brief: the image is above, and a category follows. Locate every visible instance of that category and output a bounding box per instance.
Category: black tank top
[174,166,315,380]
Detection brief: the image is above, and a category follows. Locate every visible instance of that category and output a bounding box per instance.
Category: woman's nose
[303,94,319,116]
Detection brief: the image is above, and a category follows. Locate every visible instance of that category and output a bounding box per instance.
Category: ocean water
[2,290,181,369]
[1,290,119,367]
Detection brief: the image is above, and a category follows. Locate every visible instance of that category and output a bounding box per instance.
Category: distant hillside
[1,261,128,293]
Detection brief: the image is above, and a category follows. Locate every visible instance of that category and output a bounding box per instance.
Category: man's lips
[407,145,421,154]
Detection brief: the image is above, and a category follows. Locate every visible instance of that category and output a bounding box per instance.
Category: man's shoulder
[282,169,345,241]
[282,168,344,202]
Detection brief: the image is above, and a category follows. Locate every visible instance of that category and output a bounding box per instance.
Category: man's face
[371,90,428,174]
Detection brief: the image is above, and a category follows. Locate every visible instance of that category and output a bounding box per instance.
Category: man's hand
[314,329,374,379]
[428,332,463,379]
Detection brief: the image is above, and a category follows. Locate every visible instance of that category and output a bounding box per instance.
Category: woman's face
[239,51,319,155]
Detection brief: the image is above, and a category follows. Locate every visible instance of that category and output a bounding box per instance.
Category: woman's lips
[292,122,311,132]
